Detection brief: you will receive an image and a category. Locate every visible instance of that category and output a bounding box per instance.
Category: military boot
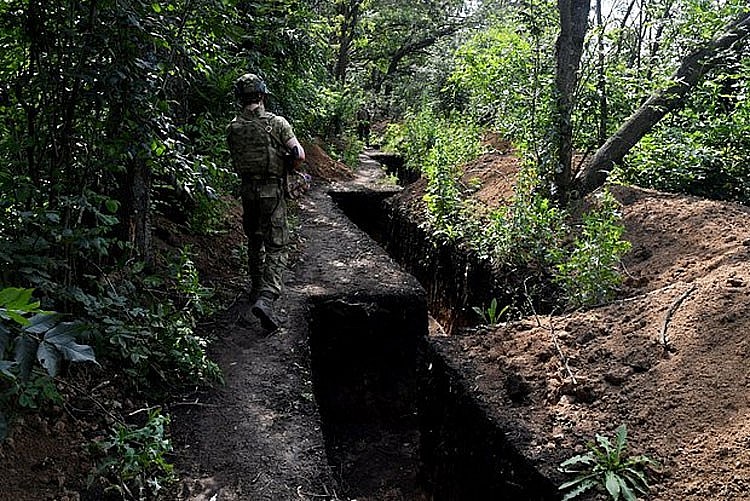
[252,292,280,331]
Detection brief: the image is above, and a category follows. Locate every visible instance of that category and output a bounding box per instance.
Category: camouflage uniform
[227,103,295,299]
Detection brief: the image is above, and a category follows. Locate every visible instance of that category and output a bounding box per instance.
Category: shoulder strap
[263,113,291,155]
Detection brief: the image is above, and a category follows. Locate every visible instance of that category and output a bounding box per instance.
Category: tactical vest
[228,111,285,179]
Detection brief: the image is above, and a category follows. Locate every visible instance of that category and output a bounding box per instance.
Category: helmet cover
[235,73,268,97]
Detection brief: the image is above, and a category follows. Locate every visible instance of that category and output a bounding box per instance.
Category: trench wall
[418,338,559,500]
[302,159,562,498]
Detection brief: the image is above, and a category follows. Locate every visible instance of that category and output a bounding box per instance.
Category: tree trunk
[114,159,152,264]
[575,11,750,195]
[553,0,591,205]
[596,0,607,146]
[332,0,363,83]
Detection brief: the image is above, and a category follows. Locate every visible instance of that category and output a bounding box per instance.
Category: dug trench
[325,152,560,500]
[173,151,561,500]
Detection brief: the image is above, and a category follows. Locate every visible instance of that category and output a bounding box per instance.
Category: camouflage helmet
[234,73,268,99]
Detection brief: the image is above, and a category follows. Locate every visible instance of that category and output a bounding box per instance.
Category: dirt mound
[422,154,750,499]
[303,140,354,182]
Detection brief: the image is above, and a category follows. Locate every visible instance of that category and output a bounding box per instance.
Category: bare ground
[408,150,750,500]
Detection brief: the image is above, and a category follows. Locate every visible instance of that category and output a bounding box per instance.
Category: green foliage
[552,191,632,307]
[385,107,630,313]
[423,118,482,234]
[170,246,214,317]
[449,23,540,138]
[616,59,750,204]
[0,287,96,440]
[383,107,442,175]
[559,424,659,501]
[472,297,509,326]
[80,254,222,392]
[94,409,175,499]
[0,191,121,288]
[485,175,569,269]
[384,107,482,238]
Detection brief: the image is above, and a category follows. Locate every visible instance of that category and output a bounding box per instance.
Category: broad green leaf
[24,313,62,334]
[605,471,621,500]
[14,335,38,381]
[3,310,29,327]
[37,342,62,377]
[43,323,97,365]
[0,288,34,310]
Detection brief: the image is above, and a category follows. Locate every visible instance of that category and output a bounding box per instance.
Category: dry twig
[659,284,697,351]
[523,285,576,385]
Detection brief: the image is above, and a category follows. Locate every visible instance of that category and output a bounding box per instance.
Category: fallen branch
[548,317,577,386]
[614,282,681,305]
[659,284,697,351]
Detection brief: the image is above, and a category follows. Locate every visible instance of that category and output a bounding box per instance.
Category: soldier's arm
[285,137,305,169]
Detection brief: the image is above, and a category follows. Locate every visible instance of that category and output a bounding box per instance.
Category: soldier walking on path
[227,73,305,331]
[356,105,371,146]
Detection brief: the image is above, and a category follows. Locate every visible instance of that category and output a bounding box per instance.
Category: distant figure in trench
[227,73,306,331]
[356,105,371,146]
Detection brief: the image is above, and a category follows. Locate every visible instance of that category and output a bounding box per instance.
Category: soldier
[227,73,305,331]
[356,105,371,146]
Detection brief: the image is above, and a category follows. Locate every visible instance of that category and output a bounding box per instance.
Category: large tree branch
[371,23,464,92]
[575,10,750,195]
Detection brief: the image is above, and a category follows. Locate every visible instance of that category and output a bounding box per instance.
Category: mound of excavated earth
[412,179,750,500]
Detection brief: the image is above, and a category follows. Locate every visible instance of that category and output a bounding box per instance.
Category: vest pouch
[229,115,285,178]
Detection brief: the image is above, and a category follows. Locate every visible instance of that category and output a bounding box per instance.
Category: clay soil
[409,149,750,500]
[1,141,749,500]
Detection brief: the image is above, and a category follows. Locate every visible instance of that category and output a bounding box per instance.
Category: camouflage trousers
[240,178,289,298]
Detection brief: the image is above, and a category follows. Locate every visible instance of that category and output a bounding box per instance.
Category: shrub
[552,190,631,307]
[94,409,175,499]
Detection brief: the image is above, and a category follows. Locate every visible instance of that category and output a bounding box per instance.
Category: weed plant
[472,297,509,325]
[93,409,175,499]
[559,424,659,501]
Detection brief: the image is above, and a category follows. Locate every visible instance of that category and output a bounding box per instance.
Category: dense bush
[386,106,631,312]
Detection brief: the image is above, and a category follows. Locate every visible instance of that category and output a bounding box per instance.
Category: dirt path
[171,151,426,500]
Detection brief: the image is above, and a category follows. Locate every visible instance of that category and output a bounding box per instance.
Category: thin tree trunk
[645,0,676,82]
[596,0,607,145]
[613,0,638,59]
[553,0,591,204]
[332,0,362,83]
[575,11,750,195]
[122,160,152,262]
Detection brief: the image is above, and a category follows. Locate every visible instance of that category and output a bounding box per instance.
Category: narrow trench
[308,293,426,500]
[307,168,559,499]
[305,188,429,499]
